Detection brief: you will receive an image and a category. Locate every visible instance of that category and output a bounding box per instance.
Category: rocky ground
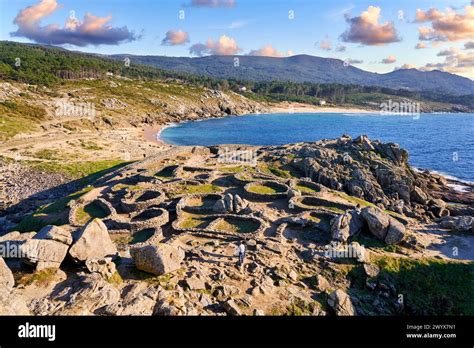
[0,135,473,316]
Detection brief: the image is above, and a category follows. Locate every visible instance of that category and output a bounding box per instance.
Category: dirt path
[412,225,474,261]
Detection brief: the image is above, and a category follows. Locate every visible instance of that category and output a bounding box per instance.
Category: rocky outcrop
[361,207,406,245]
[68,219,117,263]
[130,243,185,276]
[85,258,117,279]
[21,225,72,270]
[0,257,14,290]
[330,210,364,242]
[440,216,474,234]
[327,289,356,316]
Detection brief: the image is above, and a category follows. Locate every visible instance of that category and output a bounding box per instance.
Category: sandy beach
[267,102,376,114]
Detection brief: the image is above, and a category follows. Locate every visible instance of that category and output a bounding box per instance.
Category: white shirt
[236,244,245,254]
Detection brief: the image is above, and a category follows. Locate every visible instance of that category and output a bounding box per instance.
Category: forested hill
[0,41,472,110]
[109,53,474,96]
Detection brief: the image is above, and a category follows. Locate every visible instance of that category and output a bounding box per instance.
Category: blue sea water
[160,113,474,182]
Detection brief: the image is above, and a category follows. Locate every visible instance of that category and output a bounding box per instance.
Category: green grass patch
[179,213,212,229]
[213,218,259,234]
[296,183,319,193]
[75,201,108,225]
[17,268,58,287]
[131,229,155,244]
[27,159,129,179]
[174,183,221,196]
[247,183,285,194]
[374,256,474,315]
[14,186,94,232]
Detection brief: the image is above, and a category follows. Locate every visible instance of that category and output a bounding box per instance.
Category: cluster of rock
[0,136,471,316]
[273,134,465,222]
[212,193,249,214]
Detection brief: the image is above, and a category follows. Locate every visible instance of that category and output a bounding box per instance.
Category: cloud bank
[190,0,235,7]
[416,5,474,42]
[248,44,290,57]
[190,35,242,56]
[162,30,189,46]
[340,6,400,45]
[381,55,397,64]
[11,0,137,46]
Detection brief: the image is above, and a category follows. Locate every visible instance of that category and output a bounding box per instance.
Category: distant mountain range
[109,54,474,96]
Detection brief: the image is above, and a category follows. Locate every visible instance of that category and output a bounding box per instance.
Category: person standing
[236,240,246,266]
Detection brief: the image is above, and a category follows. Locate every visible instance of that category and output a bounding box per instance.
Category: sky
[0,0,473,78]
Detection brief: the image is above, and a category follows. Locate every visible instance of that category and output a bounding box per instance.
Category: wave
[412,167,473,191]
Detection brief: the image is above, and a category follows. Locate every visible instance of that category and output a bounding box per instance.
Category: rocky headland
[1,134,473,316]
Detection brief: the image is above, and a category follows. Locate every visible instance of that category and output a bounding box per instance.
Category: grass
[17,268,58,287]
[78,140,103,151]
[247,183,285,194]
[296,183,319,193]
[111,183,142,192]
[218,165,245,174]
[27,159,129,179]
[179,213,212,229]
[333,191,374,207]
[0,101,46,141]
[370,256,474,315]
[74,201,109,225]
[15,186,94,232]
[173,183,221,196]
[131,228,156,244]
[259,164,293,178]
[107,271,123,286]
[32,149,64,161]
[213,218,259,234]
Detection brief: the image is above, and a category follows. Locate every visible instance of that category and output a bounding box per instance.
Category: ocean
[160,113,474,182]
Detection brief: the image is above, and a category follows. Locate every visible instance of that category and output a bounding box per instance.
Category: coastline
[149,109,473,190]
[266,102,376,114]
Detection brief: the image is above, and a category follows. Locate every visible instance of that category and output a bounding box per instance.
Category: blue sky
[1,0,473,78]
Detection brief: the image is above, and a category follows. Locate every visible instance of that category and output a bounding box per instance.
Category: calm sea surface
[160,113,474,182]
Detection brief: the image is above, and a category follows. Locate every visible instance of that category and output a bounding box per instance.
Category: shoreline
[142,101,472,188]
[265,102,376,114]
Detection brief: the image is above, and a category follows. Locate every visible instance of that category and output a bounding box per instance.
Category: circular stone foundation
[244,180,290,200]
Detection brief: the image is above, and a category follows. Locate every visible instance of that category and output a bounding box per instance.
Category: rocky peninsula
[1,130,473,316]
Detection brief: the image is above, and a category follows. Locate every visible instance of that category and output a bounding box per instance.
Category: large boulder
[330,210,365,242]
[361,207,406,244]
[130,243,184,276]
[85,258,116,279]
[385,218,406,245]
[330,214,351,242]
[35,225,73,246]
[21,225,73,270]
[224,193,234,213]
[411,186,429,205]
[223,299,242,316]
[0,257,14,290]
[21,239,69,270]
[327,289,356,316]
[56,273,120,315]
[212,199,227,213]
[68,219,117,263]
[361,207,390,240]
[0,288,30,315]
[102,284,162,316]
[233,194,248,213]
[440,216,474,233]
